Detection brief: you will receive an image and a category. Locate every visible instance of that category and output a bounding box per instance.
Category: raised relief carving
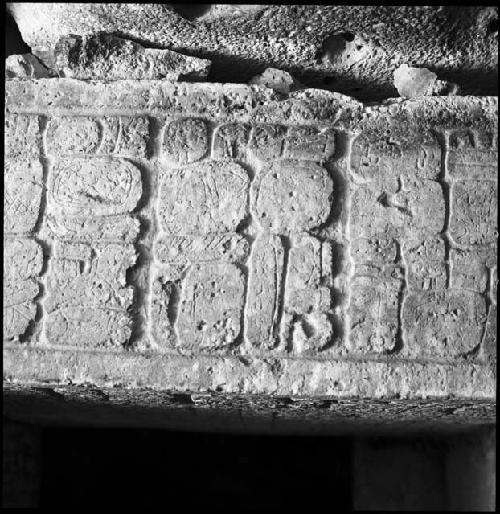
[350,129,445,355]
[153,158,250,351]
[45,241,136,347]
[46,156,142,242]
[3,239,43,340]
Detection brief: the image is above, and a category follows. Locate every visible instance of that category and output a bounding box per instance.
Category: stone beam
[3,79,497,426]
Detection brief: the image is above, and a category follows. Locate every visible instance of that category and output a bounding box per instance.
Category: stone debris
[5,53,54,79]
[249,68,303,95]
[2,79,497,401]
[53,33,211,80]
[7,4,497,100]
[394,64,460,98]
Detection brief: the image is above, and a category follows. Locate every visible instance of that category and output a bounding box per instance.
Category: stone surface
[6,53,53,79]
[393,64,460,98]
[3,79,497,411]
[249,67,303,95]
[53,33,211,81]
[7,4,498,100]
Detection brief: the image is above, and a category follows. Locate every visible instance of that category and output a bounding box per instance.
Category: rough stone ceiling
[7,3,499,101]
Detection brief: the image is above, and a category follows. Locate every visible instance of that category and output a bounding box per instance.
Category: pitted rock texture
[3,79,497,403]
[6,53,54,79]
[393,64,459,98]
[7,4,498,100]
[52,33,211,81]
[249,68,303,95]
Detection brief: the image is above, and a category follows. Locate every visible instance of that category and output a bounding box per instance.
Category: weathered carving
[246,234,285,349]
[46,156,142,242]
[5,159,44,235]
[161,118,208,165]
[158,160,249,235]
[252,160,333,234]
[212,123,250,160]
[5,114,41,158]
[46,116,149,158]
[3,239,43,340]
[45,241,136,347]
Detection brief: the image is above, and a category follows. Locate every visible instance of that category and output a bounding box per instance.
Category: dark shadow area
[168,4,213,22]
[39,427,353,511]
[5,11,31,57]
[4,420,494,511]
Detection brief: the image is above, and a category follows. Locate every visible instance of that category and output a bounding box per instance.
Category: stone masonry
[3,80,497,406]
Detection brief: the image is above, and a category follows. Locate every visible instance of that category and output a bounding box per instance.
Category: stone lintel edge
[5,79,498,127]
[3,346,496,400]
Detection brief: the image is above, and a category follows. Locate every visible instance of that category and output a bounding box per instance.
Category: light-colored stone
[3,79,497,407]
[53,33,211,81]
[249,68,303,95]
[6,53,53,79]
[8,4,497,99]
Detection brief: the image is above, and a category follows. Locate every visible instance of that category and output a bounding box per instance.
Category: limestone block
[3,239,43,340]
[53,34,211,81]
[3,79,497,407]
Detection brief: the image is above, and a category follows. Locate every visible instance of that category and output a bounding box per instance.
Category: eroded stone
[162,118,208,165]
[3,239,43,340]
[155,234,249,265]
[253,160,333,234]
[5,114,41,159]
[248,124,287,161]
[47,156,142,242]
[6,53,53,79]
[46,116,149,158]
[349,274,402,354]
[45,241,135,348]
[177,262,245,350]
[158,161,249,235]
[403,290,486,358]
[4,160,43,235]
[450,181,497,246]
[246,234,285,349]
[248,68,303,95]
[53,34,211,80]
[282,234,335,354]
[212,123,251,160]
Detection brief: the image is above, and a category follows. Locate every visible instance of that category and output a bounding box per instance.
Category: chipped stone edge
[3,345,496,400]
[3,79,497,401]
